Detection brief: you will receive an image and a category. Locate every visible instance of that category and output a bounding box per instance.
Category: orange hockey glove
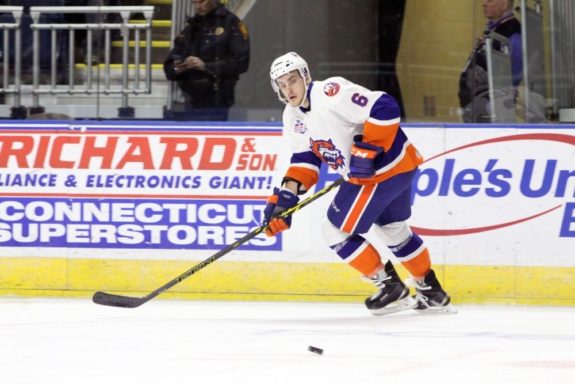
[262,188,299,237]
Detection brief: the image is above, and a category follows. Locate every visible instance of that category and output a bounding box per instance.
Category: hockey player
[263,52,455,315]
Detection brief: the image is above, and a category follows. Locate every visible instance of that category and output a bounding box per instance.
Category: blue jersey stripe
[374,130,409,169]
[291,151,322,168]
[369,93,401,121]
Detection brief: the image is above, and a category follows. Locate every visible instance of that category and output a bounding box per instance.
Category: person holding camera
[163,0,250,121]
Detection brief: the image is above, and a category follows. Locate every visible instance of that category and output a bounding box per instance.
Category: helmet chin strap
[293,75,311,108]
[297,80,310,108]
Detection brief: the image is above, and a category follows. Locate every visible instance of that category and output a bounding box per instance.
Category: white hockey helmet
[270,52,310,103]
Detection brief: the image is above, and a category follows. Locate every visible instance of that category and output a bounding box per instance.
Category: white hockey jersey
[281,76,423,190]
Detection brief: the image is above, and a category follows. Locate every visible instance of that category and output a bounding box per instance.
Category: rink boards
[0,121,573,305]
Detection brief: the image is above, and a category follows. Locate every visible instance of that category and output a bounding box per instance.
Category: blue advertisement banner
[0,197,278,250]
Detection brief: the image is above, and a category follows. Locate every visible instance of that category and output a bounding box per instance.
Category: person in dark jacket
[458,0,522,123]
[164,0,250,121]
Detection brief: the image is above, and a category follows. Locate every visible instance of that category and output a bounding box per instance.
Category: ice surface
[1,298,574,384]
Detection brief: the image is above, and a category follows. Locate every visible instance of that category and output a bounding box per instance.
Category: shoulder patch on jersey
[323,82,340,97]
[237,21,249,40]
[293,119,307,134]
[309,137,346,170]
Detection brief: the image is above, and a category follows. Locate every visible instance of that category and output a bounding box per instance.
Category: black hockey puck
[308,345,323,355]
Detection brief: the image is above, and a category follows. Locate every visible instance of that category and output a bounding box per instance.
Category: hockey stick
[92,177,345,308]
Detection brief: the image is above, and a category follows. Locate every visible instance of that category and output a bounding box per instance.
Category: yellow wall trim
[1,258,574,306]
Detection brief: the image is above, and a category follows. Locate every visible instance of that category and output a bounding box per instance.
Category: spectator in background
[458,0,522,123]
[163,0,250,121]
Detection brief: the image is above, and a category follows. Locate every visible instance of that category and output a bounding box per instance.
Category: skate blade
[414,303,458,315]
[369,296,418,316]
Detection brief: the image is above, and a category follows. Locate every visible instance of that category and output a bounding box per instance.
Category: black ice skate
[364,261,417,316]
[409,269,456,314]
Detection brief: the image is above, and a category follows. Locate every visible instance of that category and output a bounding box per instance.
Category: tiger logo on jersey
[323,82,340,97]
[309,138,345,170]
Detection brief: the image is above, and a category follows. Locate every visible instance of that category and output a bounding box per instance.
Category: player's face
[275,71,307,107]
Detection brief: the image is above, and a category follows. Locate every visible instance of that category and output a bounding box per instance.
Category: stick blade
[92,291,146,308]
